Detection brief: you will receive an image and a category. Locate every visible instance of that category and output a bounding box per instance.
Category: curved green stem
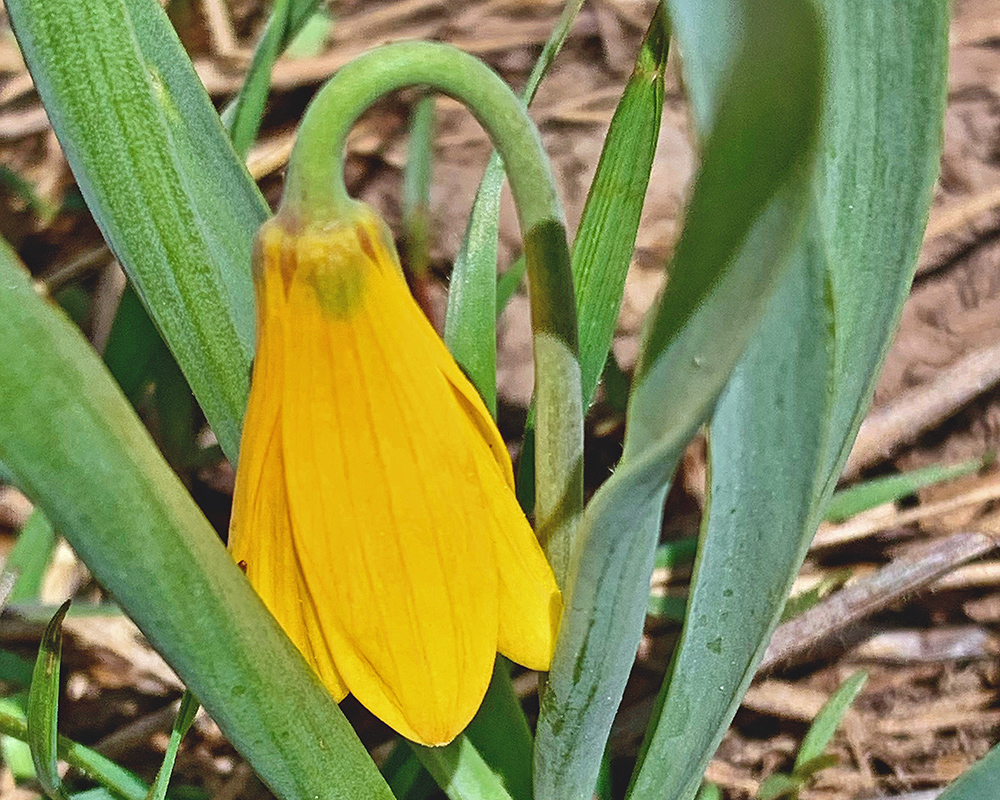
[283,41,583,584]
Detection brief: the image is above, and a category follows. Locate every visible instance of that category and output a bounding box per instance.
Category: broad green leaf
[0,698,149,800]
[628,2,948,799]
[148,691,200,800]
[534,2,823,797]
[825,455,989,523]
[393,660,535,800]
[412,734,518,800]
[27,600,71,800]
[937,744,1000,800]
[0,244,392,800]
[795,671,867,771]
[817,2,949,487]
[6,0,268,462]
[5,510,57,604]
[631,230,832,800]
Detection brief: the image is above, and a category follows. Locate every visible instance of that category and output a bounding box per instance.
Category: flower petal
[230,249,348,700]
[279,214,499,745]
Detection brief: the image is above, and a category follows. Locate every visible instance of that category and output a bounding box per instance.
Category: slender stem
[283,41,583,585]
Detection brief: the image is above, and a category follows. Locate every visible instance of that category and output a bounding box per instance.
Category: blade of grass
[825,454,990,523]
[6,0,269,462]
[0,242,393,800]
[572,5,668,408]
[0,698,150,800]
[402,95,435,280]
[5,510,58,605]
[27,600,71,800]
[794,671,867,772]
[147,691,199,800]
[222,0,324,158]
[533,3,824,797]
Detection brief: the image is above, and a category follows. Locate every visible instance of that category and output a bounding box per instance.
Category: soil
[1,1,999,799]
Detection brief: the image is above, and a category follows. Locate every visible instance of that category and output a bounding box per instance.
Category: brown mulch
[2,1,1000,799]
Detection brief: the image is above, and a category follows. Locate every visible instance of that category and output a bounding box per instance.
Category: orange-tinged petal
[278,211,500,745]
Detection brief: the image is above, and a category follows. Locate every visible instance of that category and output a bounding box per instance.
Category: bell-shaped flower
[228,202,562,746]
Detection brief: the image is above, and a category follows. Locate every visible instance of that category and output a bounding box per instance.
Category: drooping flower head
[229,201,562,746]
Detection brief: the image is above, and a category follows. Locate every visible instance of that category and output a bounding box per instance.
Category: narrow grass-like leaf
[825,455,989,523]
[6,0,268,461]
[444,0,585,411]
[0,698,150,800]
[403,95,436,279]
[627,3,948,799]
[223,0,324,157]
[5,510,57,605]
[794,671,867,771]
[695,784,723,800]
[534,4,823,798]
[495,256,526,317]
[147,691,199,800]
[573,6,667,407]
[0,244,392,800]
[27,599,71,800]
[756,773,803,800]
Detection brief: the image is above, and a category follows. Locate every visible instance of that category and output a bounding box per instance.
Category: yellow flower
[228,202,562,746]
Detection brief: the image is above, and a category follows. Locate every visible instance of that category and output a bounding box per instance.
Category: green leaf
[573,6,667,407]
[444,0,585,414]
[102,284,163,406]
[694,784,723,800]
[411,734,518,800]
[402,95,436,280]
[626,2,948,800]
[0,243,392,800]
[0,697,150,800]
[632,233,833,800]
[223,0,324,158]
[5,509,58,605]
[495,256,526,317]
[147,691,200,800]
[756,773,803,800]
[794,671,867,772]
[534,2,824,797]
[6,0,269,462]
[824,454,990,523]
[937,743,1000,800]
[381,743,438,800]
[27,600,71,800]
